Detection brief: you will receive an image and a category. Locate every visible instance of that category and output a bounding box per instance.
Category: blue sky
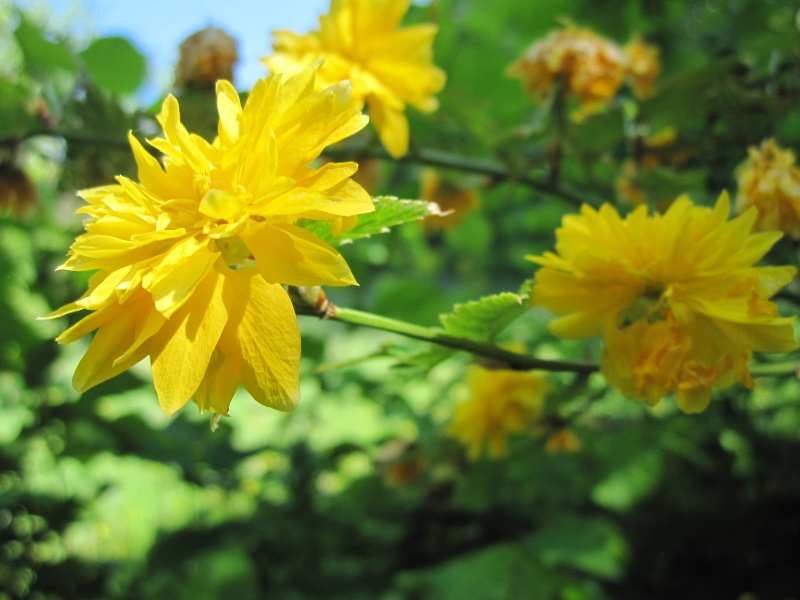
[39,0,330,100]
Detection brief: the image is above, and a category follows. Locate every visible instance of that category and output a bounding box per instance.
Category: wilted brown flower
[175,27,239,88]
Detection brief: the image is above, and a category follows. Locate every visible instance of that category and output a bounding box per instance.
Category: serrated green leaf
[299,196,442,245]
[80,37,146,96]
[439,285,531,341]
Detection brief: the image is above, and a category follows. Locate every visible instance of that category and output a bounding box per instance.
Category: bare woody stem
[323,145,592,209]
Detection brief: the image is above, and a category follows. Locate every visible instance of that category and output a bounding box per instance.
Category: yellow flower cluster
[735,139,800,240]
[529,194,797,413]
[448,366,548,460]
[262,0,446,159]
[508,25,659,105]
[44,65,373,417]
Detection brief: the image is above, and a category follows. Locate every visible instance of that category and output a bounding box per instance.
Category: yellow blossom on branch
[529,193,798,413]
[43,65,374,417]
[735,139,800,239]
[175,27,239,88]
[448,366,548,460]
[508,25,628,105]
[508,26,660,106]
[261,0,446,159]
[623,36,659,98]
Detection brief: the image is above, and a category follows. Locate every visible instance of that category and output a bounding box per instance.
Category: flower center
[619,283,667,328]
[199,189,243,222]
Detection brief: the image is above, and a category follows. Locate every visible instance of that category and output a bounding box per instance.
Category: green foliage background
[1,1,800,599]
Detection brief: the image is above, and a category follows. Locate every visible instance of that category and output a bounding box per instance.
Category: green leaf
[439,281,532,341]
[591,449,663,511]
[396,542,552,600]
[523,515,629,580]
[13,13,78,76]
[0,79,40,139]
[299,196,442,245]
[79,37,147,96]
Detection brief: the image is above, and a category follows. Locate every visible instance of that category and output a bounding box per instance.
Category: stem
[325,145,591,209]
[750,362,800,377]
[297,302,800,379]
[295,303,598,374]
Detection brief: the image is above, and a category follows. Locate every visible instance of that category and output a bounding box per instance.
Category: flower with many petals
[529,193,797,413]
[735,139,800,239]
[508,25,628,105]
[261,0,446,159]
[44,65,374,417]
[509,26,660,107]
[448,366,547,460]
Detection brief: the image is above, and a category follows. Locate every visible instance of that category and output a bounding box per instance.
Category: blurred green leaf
[396,542,552,600]
[13,12,78,76]
[79,36,146,96]
[0,79,40,139]
[523,515,629,580]
[592,449,663,512]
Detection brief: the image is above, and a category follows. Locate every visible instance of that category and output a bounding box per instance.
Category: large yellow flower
[529,193,797,413]
[44,65,374,417]
[448,366,547,460]
[735,139,800,239]
[261,0,446,159]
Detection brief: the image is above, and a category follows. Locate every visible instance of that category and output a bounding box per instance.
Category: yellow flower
[544,428,582,454]
[448,366,548,460]
[419,168,480,233]
[261,0,446,159]
[735,139,800,240]
[529,193,798,413]
[43,65,374,417]
[508,25,628,105]
[623,36,659,98]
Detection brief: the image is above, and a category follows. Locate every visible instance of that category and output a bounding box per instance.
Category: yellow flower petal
[150,266,228,416]
[242,223,357,287]
[218,269,300,411]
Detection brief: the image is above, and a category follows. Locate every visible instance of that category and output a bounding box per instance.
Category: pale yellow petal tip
[260,387,300,413]
[675,387,713,414]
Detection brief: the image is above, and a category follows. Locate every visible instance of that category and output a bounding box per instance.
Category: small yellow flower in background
[43,65,373,417]
[419,169,480,234]
[544,428,582,454]
[735,139,800,240]
[262,0,446,159]
[508,26,660,107]
[448,366,548,460]
[529,193,798,413]
[508,25,628,106]
[175,27,239,88]
[623,36,659,99]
